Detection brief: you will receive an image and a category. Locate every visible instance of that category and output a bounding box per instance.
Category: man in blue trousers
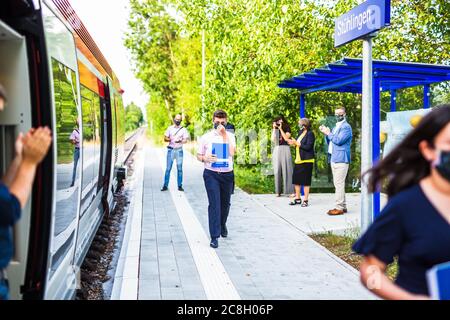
[320,106,353,216]
[161,114,189,192]
[197,110,236,248]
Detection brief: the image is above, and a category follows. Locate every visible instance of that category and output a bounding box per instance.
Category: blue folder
[427,261,450,300]
[211,143,229,168]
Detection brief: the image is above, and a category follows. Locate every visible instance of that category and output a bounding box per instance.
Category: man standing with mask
[197,110,236,248]
[320,106,353,215]
[161,114,189,192]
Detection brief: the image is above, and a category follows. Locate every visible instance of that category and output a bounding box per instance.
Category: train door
[0,15,34,300]
[41,3,81,300]
[96,79,111,200]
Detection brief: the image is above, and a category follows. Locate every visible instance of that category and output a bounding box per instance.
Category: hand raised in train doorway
[0,83,52,300]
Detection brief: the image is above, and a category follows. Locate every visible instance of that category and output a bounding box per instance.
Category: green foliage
[126,0,450,190]
[234,165,274,194]
[125,102,144,132]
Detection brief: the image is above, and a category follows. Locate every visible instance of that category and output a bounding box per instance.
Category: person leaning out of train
[287,118,315,207]
[353,105,450,300]
[0,84,53,300]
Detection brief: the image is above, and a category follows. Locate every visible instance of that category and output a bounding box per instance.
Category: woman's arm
[278,127,291,141]
[359,255,429,300]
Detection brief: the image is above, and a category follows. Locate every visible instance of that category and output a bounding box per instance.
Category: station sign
[334,0,391,47]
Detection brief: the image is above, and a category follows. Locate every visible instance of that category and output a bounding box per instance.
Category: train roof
[48,0,122,91]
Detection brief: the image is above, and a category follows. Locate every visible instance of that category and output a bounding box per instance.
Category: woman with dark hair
[271,116,294,196]
[288,118,315,206]
[353,105,450,300]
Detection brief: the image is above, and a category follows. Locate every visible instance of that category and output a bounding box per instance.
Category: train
[0,0,132,299]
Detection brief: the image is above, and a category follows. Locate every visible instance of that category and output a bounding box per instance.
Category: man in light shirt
[320,106,353,216]
[161,114,189,192]
[197,110,236,248]
[69,118,80,187]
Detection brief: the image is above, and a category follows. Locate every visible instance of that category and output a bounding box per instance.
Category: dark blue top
[353,184,450,295]
[297,130,315,160]
[0,183,21,269]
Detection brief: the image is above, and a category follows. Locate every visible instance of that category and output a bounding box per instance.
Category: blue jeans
[71,147,80,185]
[163,147,183,188]
[0,279,9,300]
[203,169,234,239]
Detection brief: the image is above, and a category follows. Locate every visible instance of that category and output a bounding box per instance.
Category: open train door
[97,79,113,214]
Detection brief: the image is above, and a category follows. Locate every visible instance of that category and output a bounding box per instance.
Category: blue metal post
[300,92,305,196]
[372,78,381,219]
[300,93,306,118]
[423,84,430,109]
[390,89,397,112]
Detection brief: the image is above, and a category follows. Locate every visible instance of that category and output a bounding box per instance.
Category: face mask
[335,115,345,122]
[214,121,226,130]
[435,150,450,182]
[174,120,181,126]
[299,125,304,131]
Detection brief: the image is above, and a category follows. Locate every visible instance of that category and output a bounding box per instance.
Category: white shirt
[328,120,345,155]
[164,125,189,148]
[197,130,236,172]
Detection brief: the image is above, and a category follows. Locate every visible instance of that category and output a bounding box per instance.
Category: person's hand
[217,124,226,137]
[204,154,217,163]
[320,125,331,135]
[22,126,52,165]
[15,132,24,157]
[287,139,296,146]
[410,294,431,300]
[272,122,277,129]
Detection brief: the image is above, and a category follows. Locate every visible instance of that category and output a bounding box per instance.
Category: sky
[69,0,148,116]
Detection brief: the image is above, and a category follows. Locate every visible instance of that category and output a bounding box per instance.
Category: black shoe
[178,186,184,192]
[210,238,218,248]
[161,186,168,191]
[221,225,228,238]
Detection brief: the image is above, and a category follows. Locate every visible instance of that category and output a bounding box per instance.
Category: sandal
[289,198,302,205]
[301,200,309,207]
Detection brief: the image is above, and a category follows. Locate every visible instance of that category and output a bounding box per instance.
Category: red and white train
[1,0,130,299]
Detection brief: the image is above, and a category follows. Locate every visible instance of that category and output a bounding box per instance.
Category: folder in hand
[211,143,229,168]
[427,261,450,300]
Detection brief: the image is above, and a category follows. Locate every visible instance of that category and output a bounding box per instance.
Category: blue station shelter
[278,57,450,220]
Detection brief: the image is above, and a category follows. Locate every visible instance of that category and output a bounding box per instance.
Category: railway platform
[111,140,376,300]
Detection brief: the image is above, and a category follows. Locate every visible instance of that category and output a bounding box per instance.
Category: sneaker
[221,225,228,238]
[210,238,219,248]
[161,186,168,191]
[178,186,184,192]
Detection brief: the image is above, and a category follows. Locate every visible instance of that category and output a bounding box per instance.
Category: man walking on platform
[320,106,353,216]
[197,110,236,248]
[161,114,189,192]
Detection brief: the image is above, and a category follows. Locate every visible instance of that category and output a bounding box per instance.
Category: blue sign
[334,0,391,47]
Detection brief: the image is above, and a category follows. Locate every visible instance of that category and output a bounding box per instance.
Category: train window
[80,85,101,214]
[50,58,80,271]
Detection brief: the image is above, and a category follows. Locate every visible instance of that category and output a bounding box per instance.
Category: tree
[125,102,144,132]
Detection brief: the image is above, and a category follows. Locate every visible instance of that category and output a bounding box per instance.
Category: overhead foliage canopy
[125,0,450,184]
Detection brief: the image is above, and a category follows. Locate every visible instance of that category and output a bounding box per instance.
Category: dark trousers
[203,169,234,239]
[71,147,80,185]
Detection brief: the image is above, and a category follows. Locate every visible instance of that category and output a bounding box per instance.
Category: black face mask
[174,120,181,126]
[435,150,450,182]
[335,115,345,122]
[214,122,226,130]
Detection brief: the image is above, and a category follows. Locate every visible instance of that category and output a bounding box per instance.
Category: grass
[234,165,274,194]
[309,231,398,281]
